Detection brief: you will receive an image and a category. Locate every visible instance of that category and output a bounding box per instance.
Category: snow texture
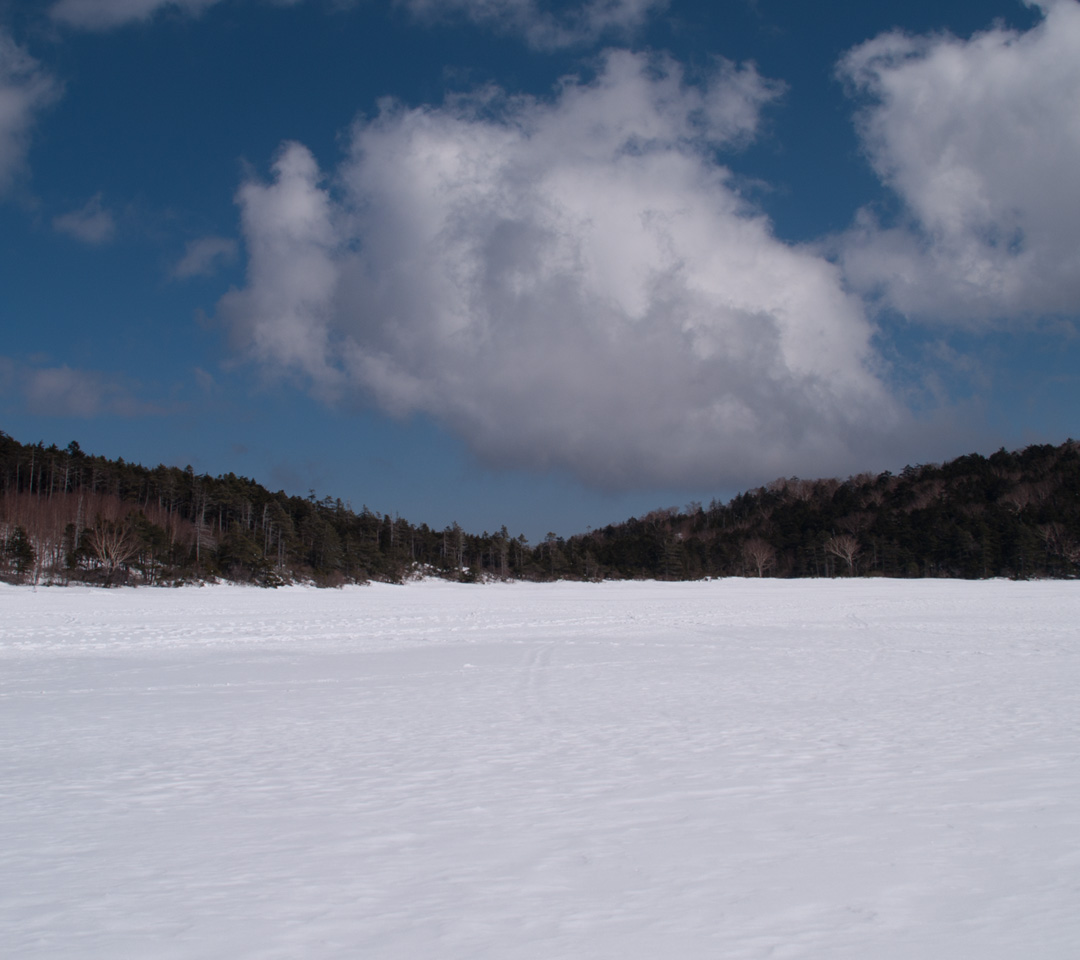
[2,578,1079,958]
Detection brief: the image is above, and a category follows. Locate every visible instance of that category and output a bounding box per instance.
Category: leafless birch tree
[824,534,861,575]
[742,538,776,577]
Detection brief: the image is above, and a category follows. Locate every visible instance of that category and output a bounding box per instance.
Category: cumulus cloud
[221,141,343,394]
[220,51,906,489]
[401,0,665,48]
[52,194,116,245]
[0,32,59,197]
[173,235,238,278]
[50,0,227,30]
[838,0,1080,323]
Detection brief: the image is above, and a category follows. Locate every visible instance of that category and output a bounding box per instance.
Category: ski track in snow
[1,578,1078,959]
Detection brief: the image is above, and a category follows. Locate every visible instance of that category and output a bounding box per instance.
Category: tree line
[572,442,1080,580]
[1,429,1078,585]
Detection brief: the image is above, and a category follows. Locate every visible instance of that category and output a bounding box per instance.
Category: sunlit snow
[2,578,1078,958]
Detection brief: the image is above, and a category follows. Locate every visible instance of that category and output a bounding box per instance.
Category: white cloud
[219,141,343,395]
[50,0,659,43]
[221,51,906,489]
[193,366,217,393]
[838,0,1080,323]
[53,193,116,245]
[173,235,238,278]
[0,32,59,197]
[401,0,666,48]
[1,356,164,418]
[50,0,227,30]
[19,364,158,417]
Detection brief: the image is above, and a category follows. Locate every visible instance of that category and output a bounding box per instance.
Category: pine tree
[5,526,36,583]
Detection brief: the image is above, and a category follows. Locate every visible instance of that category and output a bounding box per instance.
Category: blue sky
[1,0,1077,542]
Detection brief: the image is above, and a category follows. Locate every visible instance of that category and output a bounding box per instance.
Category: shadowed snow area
[2,579,1079,958]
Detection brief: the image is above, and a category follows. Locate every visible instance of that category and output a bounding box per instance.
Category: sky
[1,0,1078,542]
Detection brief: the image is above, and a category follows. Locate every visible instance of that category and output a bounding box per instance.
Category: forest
[1,429,1078,585]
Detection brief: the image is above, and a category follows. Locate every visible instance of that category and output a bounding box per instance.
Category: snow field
[1,578,1079,958]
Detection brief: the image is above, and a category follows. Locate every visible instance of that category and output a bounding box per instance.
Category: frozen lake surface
[2,578,1079,959]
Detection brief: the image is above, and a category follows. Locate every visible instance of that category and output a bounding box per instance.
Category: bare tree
[908,480,945,511]
[838,512,873,536]
[87,517,141,584]
[742,538,776,577]
[999,484,1033,513]
[1039,523,1080,568]
[824,534,861,575]
[191,480,214,568]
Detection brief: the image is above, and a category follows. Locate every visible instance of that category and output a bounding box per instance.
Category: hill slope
[1,430,1077,584]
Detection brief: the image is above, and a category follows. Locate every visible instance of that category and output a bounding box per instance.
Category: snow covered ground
[2,578,1078,959]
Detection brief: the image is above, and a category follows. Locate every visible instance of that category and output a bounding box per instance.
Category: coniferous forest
[1,429,1078,586]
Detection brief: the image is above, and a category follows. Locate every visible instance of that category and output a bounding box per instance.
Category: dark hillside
[1,430,1077,585]
[564,443,1080,580]
[0,432,532,586]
